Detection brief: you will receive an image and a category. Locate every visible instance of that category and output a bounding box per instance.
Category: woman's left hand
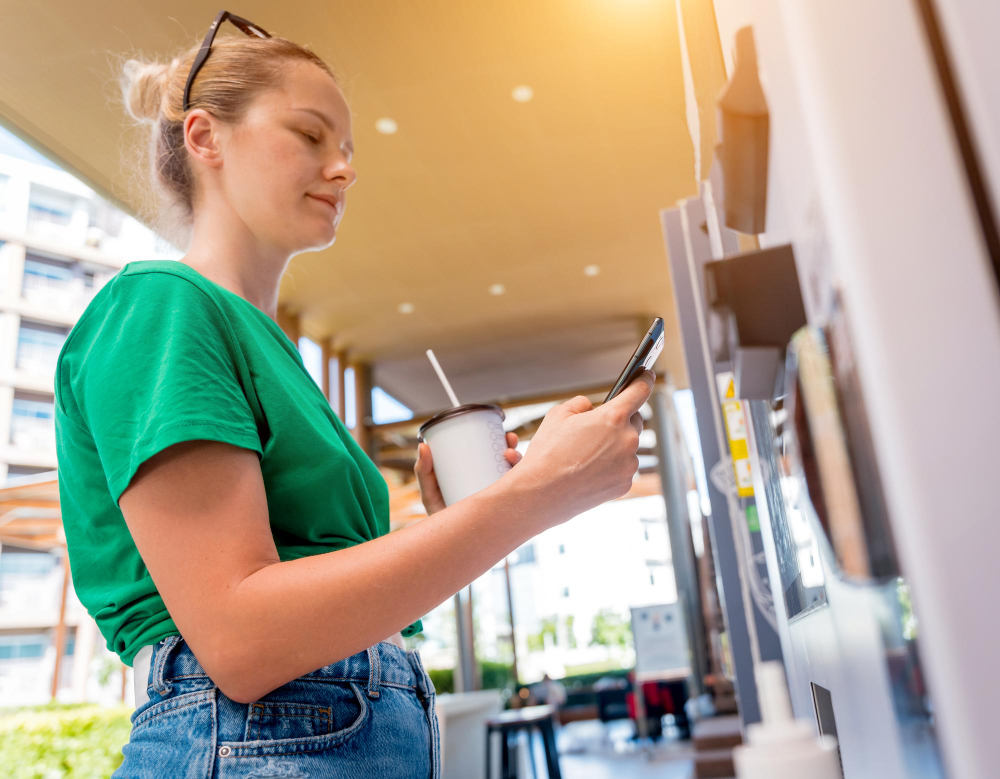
[414,432,522,516]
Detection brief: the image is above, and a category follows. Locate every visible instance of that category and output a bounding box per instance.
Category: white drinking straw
[425,349,461,408]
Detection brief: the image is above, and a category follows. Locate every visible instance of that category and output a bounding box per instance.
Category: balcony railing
[15,342,61,377]
[21,271,97,312]
[10,412,55,450]
[26,205,76,243]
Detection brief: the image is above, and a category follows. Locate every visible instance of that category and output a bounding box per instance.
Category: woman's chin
[303,224,339,251]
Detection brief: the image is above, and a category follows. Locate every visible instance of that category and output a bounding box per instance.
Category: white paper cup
[417,403,511,506]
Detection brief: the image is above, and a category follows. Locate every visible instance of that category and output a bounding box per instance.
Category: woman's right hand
[508,369,655,527]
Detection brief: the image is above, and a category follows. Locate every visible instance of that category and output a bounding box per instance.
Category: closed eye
[300,131,321,144]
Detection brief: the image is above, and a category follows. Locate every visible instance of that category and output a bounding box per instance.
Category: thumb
[415,443,432,474]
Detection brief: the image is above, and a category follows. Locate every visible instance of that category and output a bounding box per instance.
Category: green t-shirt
[54,259,422,665]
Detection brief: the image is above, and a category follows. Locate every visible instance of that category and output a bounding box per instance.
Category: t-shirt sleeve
[60,272,263,506]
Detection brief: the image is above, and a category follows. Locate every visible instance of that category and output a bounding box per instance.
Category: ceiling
[0,1,697,413]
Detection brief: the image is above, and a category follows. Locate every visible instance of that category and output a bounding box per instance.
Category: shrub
[0,703,131,778]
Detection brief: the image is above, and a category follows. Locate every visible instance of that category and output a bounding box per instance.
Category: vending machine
[665,2,1000,777]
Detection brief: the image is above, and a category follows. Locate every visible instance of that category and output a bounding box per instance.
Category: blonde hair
[116,34,338,247]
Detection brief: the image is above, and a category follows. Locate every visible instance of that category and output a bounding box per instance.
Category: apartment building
[0,133,180,705]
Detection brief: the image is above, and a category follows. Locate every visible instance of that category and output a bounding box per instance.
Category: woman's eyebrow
[290,107,354,154]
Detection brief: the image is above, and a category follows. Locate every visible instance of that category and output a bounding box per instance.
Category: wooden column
[334,351,347,422]
[504,559,520,685]
[320,338,333,400]
[50,548,70,700]
[351,362,374,458]
[276,306,301,345]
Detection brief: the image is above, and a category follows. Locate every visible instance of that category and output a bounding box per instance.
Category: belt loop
[151,636,182,695]
[366,645,382,700]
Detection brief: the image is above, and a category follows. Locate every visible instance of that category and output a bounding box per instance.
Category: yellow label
[718,374,754,497]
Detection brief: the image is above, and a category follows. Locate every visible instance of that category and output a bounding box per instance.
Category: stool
[485,704,562,779]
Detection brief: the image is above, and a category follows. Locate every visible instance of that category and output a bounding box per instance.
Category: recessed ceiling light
[398,302,414,314]
[511,85,534,103]
[489,283,506,296]
[583,264,600,277]
[375,117,399,134]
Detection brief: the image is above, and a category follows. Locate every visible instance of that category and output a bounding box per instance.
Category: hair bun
[121,59,170,123]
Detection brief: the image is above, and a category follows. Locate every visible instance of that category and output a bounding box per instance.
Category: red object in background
[626,679,677,720]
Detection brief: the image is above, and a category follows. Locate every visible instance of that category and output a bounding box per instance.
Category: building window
[16,320,68,375]
[0,634,48,660]
[10,391,55,449]
[27,184,76,238]
[22,254,74,301]
[0,550,58,577]
[558,544,565,555]
[562,587,570,598]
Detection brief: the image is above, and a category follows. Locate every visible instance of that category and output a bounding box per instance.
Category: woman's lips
[308,194,342,217]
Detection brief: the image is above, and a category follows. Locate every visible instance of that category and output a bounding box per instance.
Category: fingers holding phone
[603,368,655,428]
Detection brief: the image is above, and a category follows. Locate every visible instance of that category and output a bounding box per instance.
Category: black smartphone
[603,317,665,404]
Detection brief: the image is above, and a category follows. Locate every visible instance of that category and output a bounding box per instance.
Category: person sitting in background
[530,673,568,709]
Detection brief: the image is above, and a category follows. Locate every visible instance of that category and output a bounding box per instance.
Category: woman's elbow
[192,636,269,704]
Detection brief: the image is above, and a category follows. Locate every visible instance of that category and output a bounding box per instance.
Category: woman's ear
[184,109,225,169]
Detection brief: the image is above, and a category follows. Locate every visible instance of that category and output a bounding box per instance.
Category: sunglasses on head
[183,10,271,112]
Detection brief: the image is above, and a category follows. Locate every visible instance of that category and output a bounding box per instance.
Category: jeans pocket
[219,681,371,758]
[116,690,217,778]
[130,689,216,735]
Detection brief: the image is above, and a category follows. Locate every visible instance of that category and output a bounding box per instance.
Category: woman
[54,14,652,778]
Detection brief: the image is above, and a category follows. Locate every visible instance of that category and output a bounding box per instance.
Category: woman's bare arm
[118,372,652,703]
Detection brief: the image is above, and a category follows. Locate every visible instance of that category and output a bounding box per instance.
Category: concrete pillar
[70,614,98,702]
[7,177,31,233]
[1,311,20,371]
[4,242,26,300]
[650,380,709,696]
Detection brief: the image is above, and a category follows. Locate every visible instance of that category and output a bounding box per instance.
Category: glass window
[472,495,676,686]
[10,392,56,448]
[372,387,413,424]
[11,396,54,420]
[0,633,49,660]
[297,336,324,388]
[27,184,75,230]
[0,550,58,576]
[405,597,458,694]
[19,641,45,659]
[343,367,356,428]
[16,321,68,374]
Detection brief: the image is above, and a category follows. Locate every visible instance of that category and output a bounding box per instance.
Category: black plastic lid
[417,403,505,441]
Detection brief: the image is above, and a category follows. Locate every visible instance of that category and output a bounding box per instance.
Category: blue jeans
[115,636,441,778]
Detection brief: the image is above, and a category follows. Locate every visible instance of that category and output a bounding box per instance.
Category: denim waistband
[148,636,429,701]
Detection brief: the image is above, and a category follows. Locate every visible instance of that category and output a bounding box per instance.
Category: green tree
[590,609,632,650]
[565,614,577,649]
[526,615,559,651]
